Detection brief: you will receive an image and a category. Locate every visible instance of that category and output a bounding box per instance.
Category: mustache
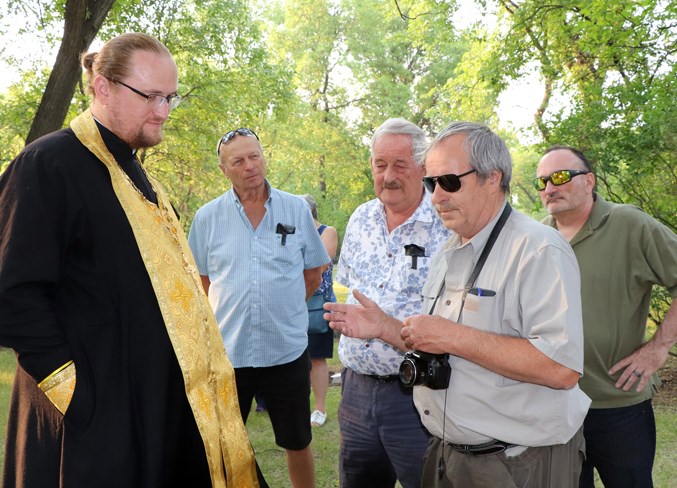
[382,182,402,190]
[434,203,456,213]
[544,192,561,203]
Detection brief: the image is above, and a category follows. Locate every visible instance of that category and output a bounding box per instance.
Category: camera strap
[461,202,512,304]
[428,202,512,317]
[434,202,512,479]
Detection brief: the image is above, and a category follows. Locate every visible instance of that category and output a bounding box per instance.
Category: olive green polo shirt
[545,196,677,408]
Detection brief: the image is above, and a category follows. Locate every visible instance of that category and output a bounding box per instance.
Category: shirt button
[378,284,384,288]
[424,410,430,415]
[387,253,392,258]
[445,300,451,305]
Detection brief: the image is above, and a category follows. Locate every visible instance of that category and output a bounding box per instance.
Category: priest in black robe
[0,32,259,487]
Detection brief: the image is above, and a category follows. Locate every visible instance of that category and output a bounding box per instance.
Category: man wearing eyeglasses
[327,122,590,487]
[0,33,261,487]
[331,118,451,488]
[537,145,677,488]
[188,128,329,488]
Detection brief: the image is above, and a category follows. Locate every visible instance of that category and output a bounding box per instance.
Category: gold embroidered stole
[71,110,258,488]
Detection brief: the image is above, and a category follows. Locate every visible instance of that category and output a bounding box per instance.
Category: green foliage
[485,0,676,231]
[0,0,674,256]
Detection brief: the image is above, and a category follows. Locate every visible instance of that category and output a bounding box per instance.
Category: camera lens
[399,358,418,387]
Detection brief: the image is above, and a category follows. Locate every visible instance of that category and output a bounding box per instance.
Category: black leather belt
[447,439,515,455]
[366,374,400,383]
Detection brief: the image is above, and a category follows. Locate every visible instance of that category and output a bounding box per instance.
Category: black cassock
[0,125,212,487]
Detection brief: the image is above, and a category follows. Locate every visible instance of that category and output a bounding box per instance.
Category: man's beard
[127,126,163,150]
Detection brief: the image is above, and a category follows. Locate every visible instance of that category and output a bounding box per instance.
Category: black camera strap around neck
[433,202,512,479]
[428,202,512,316]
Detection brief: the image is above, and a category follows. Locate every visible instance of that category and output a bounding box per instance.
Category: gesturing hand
[323,289,388,340]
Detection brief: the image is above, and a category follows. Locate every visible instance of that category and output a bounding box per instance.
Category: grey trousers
[420,427,585,488]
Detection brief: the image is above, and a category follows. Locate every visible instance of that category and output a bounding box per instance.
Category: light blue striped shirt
[188,181,329,367]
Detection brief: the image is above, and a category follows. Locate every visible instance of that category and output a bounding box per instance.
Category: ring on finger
[632,370,642,378]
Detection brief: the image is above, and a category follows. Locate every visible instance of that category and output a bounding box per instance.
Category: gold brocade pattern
[71,111,258,488]
[38,361,76,415]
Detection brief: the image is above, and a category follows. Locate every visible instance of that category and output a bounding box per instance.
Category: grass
[0,348,13,469]
[1,289,675,487]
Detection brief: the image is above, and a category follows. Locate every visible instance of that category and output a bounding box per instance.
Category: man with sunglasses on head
[188,128,329,488]
[537,145,677,488]
[0,33,261,487]
[332,118,451,488]
[327,122,591,488]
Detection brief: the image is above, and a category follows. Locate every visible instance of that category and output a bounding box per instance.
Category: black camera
[399,351,451,389]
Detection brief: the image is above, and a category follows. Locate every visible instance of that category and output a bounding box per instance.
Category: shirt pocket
[461,294,498,334]
[263,233,304,273]
[397,254,432,296]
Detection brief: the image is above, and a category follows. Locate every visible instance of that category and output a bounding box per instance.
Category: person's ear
[585,171,596,193]
[93,75,112,104]
[490,170,503,188]
[218,162,229,179]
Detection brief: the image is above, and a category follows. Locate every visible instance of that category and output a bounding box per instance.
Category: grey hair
[370,118,428,166]
[428,122,512,193]
[300,193,318,219]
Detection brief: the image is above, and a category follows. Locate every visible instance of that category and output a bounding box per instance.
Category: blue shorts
[235,350,312,450]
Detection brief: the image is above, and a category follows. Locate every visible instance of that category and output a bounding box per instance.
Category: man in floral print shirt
[334,118,452,488]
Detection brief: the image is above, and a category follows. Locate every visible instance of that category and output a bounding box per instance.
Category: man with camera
[326,122,591,488]
[333,118,451,488]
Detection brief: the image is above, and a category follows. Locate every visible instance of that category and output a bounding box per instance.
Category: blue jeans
[338,368,429,488]
[580,399,655,488]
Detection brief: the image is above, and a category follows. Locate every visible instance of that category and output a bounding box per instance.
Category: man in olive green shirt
[536,145,677,488]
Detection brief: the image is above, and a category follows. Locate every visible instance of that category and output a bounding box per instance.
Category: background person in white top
[326,122,591,488]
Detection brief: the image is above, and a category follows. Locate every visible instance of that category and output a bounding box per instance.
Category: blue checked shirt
[188,182,329,368]
[336,192,452,375]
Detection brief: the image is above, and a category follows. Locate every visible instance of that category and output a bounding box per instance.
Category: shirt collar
[569,194,612,246]
[447,200,509,262]
[374,189,436,227]
[229,179,273,208]
[93,119,135,162]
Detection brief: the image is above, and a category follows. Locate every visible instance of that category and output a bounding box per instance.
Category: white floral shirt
[336,192,452,375]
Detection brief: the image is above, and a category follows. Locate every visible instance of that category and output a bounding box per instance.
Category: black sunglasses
[423,169,477,193]
[533,169,589,191]
[216,128,259,155]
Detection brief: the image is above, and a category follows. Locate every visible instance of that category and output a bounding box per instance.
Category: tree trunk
[25,0,116,144]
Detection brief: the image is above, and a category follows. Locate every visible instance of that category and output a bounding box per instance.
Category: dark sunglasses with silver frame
[533,169,590,191]
[216,128,259,156]
[422,169,477,193]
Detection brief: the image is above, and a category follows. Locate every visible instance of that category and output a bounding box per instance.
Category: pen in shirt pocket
[468,287,496,297]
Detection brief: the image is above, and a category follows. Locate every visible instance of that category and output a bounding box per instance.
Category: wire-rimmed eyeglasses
[112,79,182,110]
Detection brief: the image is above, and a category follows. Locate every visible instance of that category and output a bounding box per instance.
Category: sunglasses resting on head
[216,128,259,155]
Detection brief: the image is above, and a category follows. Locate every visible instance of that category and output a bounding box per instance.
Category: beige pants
[420,427,585,488]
